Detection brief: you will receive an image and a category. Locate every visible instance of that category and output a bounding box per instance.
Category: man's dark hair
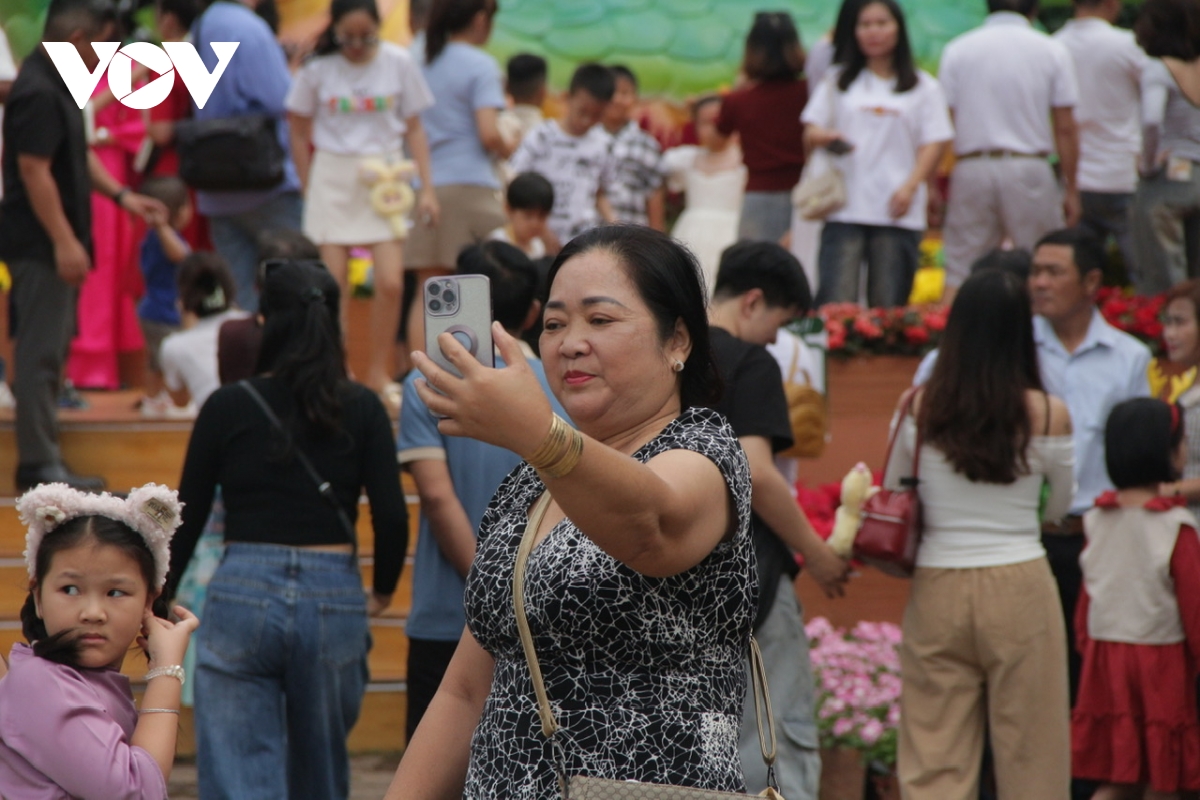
[609,64,637,90]
[138,175,189,219]
[1136,0,1200,60]
[456,241,538,332]
[970,247,1032,281]
[507,53,547,103]
[1035,227,1105,279]
[43,0,115,39]
[506,172,554,214]
[157,0,199,31]
[713,241,813,312]
[987,0,1039,15]
[568,63,616,102]
[1105,398,1184,489]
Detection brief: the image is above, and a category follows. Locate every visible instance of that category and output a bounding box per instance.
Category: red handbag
[855,388,922,577]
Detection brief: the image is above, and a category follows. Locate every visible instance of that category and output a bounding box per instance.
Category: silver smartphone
[423,274,495,378]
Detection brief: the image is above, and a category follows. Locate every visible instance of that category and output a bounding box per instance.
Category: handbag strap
[513,492,780,789]
[238,380,358,549]
[881,387,922,486]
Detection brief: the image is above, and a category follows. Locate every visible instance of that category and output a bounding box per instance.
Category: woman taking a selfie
[385,226,756,797]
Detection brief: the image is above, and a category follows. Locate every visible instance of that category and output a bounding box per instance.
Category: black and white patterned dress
[462,407,756,799]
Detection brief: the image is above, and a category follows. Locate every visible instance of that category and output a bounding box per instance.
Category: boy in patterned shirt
[600,65,666,230]
[509,63,616,245]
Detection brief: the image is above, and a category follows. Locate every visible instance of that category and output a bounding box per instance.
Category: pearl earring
[672,359,685,373]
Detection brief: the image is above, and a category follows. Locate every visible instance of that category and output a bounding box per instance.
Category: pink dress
[66,76,145,390]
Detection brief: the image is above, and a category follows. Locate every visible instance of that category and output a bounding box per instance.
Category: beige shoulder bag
[514,493,785,800]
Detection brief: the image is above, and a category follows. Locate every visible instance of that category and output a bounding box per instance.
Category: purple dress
[0,644,167,799]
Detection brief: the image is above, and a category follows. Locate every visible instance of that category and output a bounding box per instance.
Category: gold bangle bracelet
[527,414,584,479]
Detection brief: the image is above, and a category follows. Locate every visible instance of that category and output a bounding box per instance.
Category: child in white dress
[662,96,747,295]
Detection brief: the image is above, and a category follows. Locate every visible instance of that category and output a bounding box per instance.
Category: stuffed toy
[359,158,416,239]
[827,462,878,558]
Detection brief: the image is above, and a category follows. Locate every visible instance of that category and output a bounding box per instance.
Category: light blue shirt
[191,1,300,216]
[397,353,567,641]
[419,42,506,189]
[1034,310,1150,513]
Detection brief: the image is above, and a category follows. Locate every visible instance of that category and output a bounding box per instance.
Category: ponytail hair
[254,261,348,436]
[314,0,380,56]
[23,516,164,667]
[425,0,496,63]
[178,251,234,318]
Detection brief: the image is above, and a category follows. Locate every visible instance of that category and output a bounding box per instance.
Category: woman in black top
[169,260,407,800]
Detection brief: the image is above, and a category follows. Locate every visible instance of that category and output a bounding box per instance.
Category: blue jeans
[816,222,921,308]
[739,191,794,243]
[195,543,370,800]
[208,191,303,313]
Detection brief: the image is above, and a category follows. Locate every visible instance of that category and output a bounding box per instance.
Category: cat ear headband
[17,483,183,590]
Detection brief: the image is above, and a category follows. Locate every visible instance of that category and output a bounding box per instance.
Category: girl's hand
[367,591,392,617]
[412,322,554,458]
[418,186,440,228]
[889,183,917,219]
[140,605,200,669]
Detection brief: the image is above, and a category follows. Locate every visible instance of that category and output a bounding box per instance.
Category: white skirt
[303,149,409,245]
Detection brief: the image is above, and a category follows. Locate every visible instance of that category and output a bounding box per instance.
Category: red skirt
[1071,640,1200,791]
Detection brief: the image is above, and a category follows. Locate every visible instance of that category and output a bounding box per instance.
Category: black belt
[1042,514,1083,536]
[958,149,1049,161]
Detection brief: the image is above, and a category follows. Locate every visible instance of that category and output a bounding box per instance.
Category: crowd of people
[0,0,1198,798]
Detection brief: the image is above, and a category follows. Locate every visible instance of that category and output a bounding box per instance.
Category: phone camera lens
[429,298,443,312]
[443,290,456,304]
[428,283,441,296]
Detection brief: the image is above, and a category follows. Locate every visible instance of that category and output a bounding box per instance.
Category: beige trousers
[898,558,1070,800]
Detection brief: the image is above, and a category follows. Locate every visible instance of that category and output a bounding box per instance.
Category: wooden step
[0,492,422,558]
[132,683,409,757]
[0,612,411,684]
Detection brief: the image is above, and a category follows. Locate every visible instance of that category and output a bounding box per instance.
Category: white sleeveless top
[885,416,1075,569]
[1081,502,1195,644]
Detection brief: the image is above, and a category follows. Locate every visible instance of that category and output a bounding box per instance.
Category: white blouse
[884,415,1076,569]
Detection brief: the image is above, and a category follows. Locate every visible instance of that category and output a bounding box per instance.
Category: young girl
[0,482,198,799]
[159,252,250,416]
[286,0,437,405]
[1073,398,1200,799]
[661,95,746,294]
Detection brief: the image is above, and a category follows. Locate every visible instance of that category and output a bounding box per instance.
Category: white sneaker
[0,382,14,410]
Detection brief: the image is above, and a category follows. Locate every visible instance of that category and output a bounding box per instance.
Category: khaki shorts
[406,183,506,269]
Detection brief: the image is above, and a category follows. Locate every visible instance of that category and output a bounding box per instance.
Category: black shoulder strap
[238,380,357,548]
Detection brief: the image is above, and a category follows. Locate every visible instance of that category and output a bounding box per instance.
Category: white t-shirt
[286,42,434,156]
[0,27,17,199]
[161,309,250,409]
[940,12,1079,156]
[1054,18,1146,194]
[802,68,953,231]
[509,120,614,242]
[487,226,547,259]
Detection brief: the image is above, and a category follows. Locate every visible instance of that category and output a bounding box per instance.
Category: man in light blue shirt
[192,0,301,312]
[1028,227,1149,715]
[398,241,566,741]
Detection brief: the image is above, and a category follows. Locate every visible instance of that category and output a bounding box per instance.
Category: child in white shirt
[488,172,553,259]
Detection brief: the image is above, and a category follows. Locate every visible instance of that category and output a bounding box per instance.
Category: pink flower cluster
[806,617,903,769]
